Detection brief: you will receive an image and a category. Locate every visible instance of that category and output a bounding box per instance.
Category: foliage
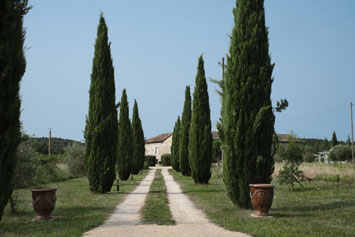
[171,117,181,171]
[328,144,353,161]
[160,154,171,166]
[65,143,86,177]
[222,0,275,208]
[278,134,306,189]
[145,155,157,167]
[0,0,30,222]
[117,89,132,181]
[179,86,192,176]
[212,140,222,163]
[28,137,82,155]
[331,131,338,147]
[84,14,118,193]
[131,100,145,174]
[188,55,212,184]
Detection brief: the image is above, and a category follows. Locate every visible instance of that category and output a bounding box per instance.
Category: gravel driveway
[83,167,248,237]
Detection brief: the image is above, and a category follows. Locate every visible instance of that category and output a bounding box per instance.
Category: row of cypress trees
[171,56,212,184]
[0,0,30,222]
[85,14,145,193]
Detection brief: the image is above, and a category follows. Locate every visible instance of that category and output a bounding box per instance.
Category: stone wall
[145,136,172,162]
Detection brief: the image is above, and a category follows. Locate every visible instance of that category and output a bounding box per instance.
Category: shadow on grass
[273,200,355,216]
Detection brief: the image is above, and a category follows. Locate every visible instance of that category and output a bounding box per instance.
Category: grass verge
[0,170,149,237]
[141,169,175,225]
[170,166,355,237]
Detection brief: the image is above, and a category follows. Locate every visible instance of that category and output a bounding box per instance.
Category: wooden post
[48,128,52,157]
[351,103,354,162]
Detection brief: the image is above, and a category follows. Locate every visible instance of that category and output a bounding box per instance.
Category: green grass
[0,170,149,237]
[170,166,355,237]
[141,169,175,225]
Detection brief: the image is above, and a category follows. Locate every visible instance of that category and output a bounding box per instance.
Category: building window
[155,147,159,155]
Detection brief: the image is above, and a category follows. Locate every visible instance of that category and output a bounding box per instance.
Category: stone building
[145,133,173,162]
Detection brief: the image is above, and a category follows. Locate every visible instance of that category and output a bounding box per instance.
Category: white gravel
[83,167,249,237]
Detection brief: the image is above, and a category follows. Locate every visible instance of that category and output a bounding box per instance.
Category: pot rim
[31,187,57,192]
[249,184,274,188]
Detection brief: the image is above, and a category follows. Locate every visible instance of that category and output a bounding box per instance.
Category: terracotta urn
[31,187,57,220]
[249,184,274,217]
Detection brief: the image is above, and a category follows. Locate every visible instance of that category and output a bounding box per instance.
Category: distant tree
[171,117,181,171]
[329,144,352,162]
[212,140,222,163]
[84,14,118,193]
[331,131,338,147]
[179,86,192,176]
[188,56,213,184]
[117,89,132,181]
[131,100,145,174]
[321,138,331,151]
[221,0,275,208]
[346,135,351,145]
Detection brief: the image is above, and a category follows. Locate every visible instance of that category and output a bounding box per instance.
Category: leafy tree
[131,100,145,174]
[117,89,132,181]
[222,0,275,208]
[212,140,222,163]
[331,131,338,147]
[84,14,118,193]
[65,143,86,177]
[0,0,30,221]
[188,56,213,184]
[171,117,181,171]
[278,134,306,190]
[179,86,192,176]
[329,144,352,161]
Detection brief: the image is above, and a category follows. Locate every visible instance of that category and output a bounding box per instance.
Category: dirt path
[83,167,248,237]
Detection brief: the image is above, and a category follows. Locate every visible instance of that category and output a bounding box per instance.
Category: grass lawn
[170,165,355,237]
[0,170,149,237]
[141,169,175,225]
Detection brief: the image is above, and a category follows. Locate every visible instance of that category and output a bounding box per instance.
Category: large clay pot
[249,184,274,217]
[31,187,57,220]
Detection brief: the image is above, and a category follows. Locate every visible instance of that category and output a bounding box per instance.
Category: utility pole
[351,103,354,162]
[221,57,224,163]
[48,128,52,157]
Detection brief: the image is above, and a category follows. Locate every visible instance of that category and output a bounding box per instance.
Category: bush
[160,154,171,166]
[145,155,157,167]
[65,143,86,177]
[212,140,222,163]
[303,152,315,163]
[328,145,352,161]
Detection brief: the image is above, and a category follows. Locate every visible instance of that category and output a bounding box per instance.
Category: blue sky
[21,0,355,142]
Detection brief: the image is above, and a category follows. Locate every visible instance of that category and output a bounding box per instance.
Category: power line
[277,105,348,124]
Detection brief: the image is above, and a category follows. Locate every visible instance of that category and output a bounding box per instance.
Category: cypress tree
[179,86,192,176]
[84,14,118,193]
[222,0,275,208]
[131,100,145,174]
[332,131,338,147]
[117,89,132,180]
[171,117,181,171]
[0,0,30,221]
[188,56,213,184]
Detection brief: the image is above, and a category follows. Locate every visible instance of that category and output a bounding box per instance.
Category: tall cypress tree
[171,117,181,171]
[132,100,145,174]
[222,0,275,208]
[117,89,132,180]
[85,14,118,193]
[179,86,192,176]
[332,131,338,147]
[188,56,212,184]
[0,0,29,221]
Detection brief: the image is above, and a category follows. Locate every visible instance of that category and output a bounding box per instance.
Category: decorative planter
[31,187,57,220]
[249,184,274,217]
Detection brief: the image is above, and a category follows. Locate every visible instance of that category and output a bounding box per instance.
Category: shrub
[328,145,352,161]
[303,152,315,163]
[145,156,157,167]
[65,143,86,177]
[212,140,222,163]
[161,154,171,166]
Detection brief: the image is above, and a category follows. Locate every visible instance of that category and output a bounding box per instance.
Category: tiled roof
[211,131,220,140]
[145,133,173,144]
[277,134,302,143]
